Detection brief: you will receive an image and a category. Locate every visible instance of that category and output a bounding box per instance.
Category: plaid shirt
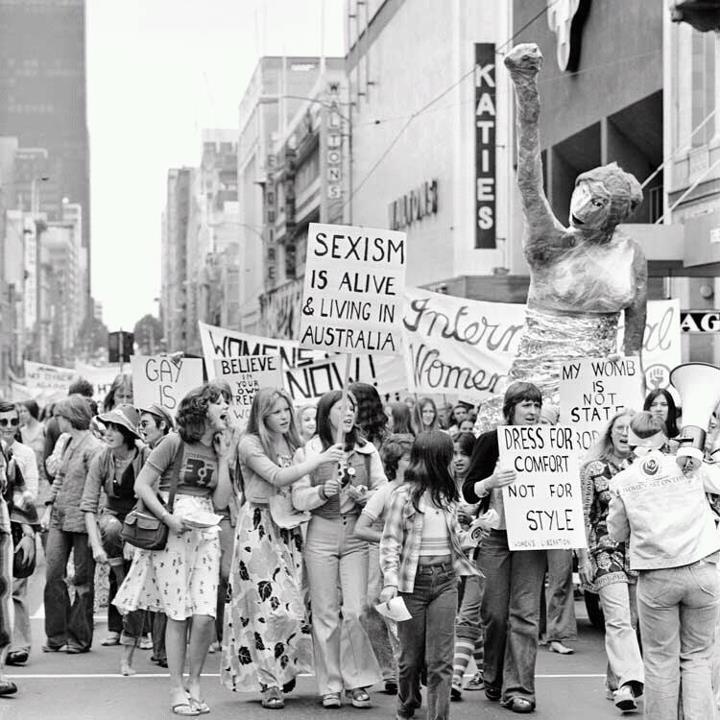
[380,484,480,593]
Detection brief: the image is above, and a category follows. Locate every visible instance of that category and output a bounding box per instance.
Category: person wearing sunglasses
[138,404,174,450]
[0,401,39,668]
[80,403,148,675]
[41,395,103,654]
[0,448,18,695]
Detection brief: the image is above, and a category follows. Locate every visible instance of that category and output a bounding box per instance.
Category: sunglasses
[0,418,19,427]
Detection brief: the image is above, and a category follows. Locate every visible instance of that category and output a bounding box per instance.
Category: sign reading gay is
[299,223,407,355]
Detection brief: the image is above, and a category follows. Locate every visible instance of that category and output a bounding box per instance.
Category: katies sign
[475,43,496,249]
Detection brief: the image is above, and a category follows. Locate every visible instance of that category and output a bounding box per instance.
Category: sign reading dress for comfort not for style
[498,424,586,551]
[299,223,407,355]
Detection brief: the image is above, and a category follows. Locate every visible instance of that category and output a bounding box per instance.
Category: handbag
[121,440,182,551]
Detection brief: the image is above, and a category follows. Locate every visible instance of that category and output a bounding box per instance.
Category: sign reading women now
[299,223,407,355]
[498,424,586,551]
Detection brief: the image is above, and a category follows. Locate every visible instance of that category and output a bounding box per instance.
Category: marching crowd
[0,373,718,720]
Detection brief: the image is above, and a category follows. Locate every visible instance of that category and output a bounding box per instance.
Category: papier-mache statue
[476,43,648,431]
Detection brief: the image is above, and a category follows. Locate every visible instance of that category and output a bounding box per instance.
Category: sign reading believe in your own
[558,356,644,452]
[214,355,283,428]
[299,223,407,355]
[498,424,587,551]
[130,356,204,417]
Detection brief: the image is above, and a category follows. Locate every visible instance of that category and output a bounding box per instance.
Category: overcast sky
[87,0,345,331]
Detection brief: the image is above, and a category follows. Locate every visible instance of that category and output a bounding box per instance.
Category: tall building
[237,56,334,333]
[0,0,91,300]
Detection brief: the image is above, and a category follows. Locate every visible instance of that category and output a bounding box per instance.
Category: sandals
[322,693,342,708]
[171,690,200,717]
[261,686,285,709]
[348,688,371,708]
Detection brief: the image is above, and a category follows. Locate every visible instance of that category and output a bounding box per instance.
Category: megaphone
[670,362,720,463]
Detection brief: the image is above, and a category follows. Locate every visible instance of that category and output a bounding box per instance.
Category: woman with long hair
[103,373,134,413]
[295,404,317,444]
[411,397,441,435]
[577,410,643,712]
[80,404,148,676]
[113,383,233,716]
[292,389,385,708]
[222,387,344,710]
[349,382,388,448]
[643,388,680,440]
[387,402,414,436]
[380,430,479,720]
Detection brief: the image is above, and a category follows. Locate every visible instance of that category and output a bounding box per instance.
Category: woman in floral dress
[578,410,644,712]
[222,387,344,710]
[113,383,233,716]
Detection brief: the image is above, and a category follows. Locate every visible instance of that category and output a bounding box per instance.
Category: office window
[691,30,716,147]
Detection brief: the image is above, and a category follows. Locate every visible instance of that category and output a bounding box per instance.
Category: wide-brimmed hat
[99,403,141,439]
[138,403,175,430]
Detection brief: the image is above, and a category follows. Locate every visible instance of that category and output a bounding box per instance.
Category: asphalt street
[0,561,627,720]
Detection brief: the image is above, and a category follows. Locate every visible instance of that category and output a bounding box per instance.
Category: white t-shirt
[9,440,39,501]
[361,481,399,529]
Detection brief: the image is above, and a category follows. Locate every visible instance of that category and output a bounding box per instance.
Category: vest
[309,448,371,520]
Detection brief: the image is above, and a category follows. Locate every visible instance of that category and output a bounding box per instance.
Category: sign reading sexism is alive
[559,356,643,452]
[498,424,586,551]
[214,355,283,429]
[130,355,204,417]
[299,223,407,355]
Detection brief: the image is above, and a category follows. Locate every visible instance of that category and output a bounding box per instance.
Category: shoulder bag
[121,440,183,551]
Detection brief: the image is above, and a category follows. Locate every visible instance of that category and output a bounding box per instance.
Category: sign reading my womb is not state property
[299,223,407,355]
[559,356,644,452]
[498,424,586,551]
[214,355,283,428]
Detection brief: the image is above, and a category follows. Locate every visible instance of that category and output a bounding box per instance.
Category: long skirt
[221,503,313,692]
[113,495,220,621]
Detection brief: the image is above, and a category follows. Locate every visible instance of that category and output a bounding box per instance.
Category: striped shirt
[380,484,480,593]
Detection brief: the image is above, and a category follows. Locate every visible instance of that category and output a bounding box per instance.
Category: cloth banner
[22,361,77,404]
[199,322,405,403]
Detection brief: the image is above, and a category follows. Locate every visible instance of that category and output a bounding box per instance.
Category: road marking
[8,672,606,680]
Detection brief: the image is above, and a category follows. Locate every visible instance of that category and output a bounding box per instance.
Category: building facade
[0,0,91,300]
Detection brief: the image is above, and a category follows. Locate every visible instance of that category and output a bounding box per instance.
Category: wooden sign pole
[334,353,353,445]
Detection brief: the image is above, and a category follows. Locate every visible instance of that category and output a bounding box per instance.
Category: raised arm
[504,44,565,254]
[622,241,648,358]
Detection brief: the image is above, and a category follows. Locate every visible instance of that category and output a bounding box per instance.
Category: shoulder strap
[166,437,184,511]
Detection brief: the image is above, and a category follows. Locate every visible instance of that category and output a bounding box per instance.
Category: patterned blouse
[580,456,637,589]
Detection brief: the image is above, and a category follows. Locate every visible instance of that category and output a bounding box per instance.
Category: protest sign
[402,287,525,400]
[214,355,283,428]
[199,322,406,402]
[131,356,204,417]
[498,424,586,551]
[73,362,126,404]
[299,223,407,355]
[559,356,644,452]
[22,361,76,403]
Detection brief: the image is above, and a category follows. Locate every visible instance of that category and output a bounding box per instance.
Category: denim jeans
[11,576,31,653]
[476,529,546,705]
[44,528,95,650]
[543,549,577,642]
[598,582,643,693]
[362,544,399,683]
[304,514,381,695]
[638,558,720,720]
[398,564,457,720]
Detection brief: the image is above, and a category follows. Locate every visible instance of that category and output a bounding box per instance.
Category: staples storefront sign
[388,180,439,231]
